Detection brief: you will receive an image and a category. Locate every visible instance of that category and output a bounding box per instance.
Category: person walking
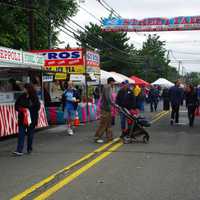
[62,81,80,136]
[148,86,159,112]
[93,87,100,105]
[94,77,115,143]
[13,83,41,156]
[169,80,184,125]
[116,80,136,138]
[137,85,145,111]
[162,87,170,110]
[185,84,199,127]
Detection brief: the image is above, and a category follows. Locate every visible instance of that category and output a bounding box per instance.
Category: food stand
[32,48,100,124]
[0,46,48,138]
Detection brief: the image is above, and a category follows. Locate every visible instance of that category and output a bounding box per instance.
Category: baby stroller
[115,104,151,144]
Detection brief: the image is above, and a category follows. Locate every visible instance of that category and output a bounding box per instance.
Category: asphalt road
[1,105,200,200]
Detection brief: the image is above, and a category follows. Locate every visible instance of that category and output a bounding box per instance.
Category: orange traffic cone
[74,113,80,127]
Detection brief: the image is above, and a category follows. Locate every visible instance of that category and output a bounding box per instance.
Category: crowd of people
[94,78,200,144]
[13,78,200,155]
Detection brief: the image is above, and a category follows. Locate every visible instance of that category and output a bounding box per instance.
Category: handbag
[195,106,200,117]
[19,108,32,126]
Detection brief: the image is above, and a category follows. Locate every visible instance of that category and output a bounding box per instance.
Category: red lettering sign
[32,48,84,66]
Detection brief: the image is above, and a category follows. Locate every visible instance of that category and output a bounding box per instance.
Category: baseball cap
[124,80,129,84]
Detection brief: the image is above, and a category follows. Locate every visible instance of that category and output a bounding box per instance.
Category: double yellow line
[151,110,170,123]
[11,110,169,200]
[11,139,123,200]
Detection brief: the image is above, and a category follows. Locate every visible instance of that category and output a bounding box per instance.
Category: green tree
[75,23,140,76]
[185,72,200,86]
[138,34,172,82]
[0,0,78,50]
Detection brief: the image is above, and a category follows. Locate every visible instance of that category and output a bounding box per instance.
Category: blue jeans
[120,113,126,130]
[17,124,35,153]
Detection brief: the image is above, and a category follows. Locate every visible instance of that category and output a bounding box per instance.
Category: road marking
[11,111,169,200]
[33,111,169,200]
[152,111,165,119]
[11,138,120,200]
[151,111,169,123]
[33,142,123,200]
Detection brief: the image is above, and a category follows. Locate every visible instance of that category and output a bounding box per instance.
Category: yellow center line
[11,110,169,200]
[152,111,166,119]
[33,142,123,200]
[11,139,120,200]
[151,111,170,123]
[33,111,170,200]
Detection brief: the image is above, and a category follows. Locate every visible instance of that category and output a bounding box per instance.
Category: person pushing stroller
[116,80,137,138]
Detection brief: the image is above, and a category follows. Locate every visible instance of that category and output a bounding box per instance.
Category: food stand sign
[45,66,85,74]
[32,49,84,66]
[86,51,100,67]
[23,52,45,66]
[55,73,67,80]
[102,16,200,32]
[0,46,23,64]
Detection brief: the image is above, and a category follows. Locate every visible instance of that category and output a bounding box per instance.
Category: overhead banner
[32,48,84,66]
[102,16,200,32]
[45,66,85,74]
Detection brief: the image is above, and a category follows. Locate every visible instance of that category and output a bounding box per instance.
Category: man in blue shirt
[62,81,79,135]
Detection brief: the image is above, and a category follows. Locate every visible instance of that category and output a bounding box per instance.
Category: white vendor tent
[152,78,174,88]
[101,70,124,84]
[110,72,135,84]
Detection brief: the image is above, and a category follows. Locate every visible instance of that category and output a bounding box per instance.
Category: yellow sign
[55,73,67,80]
[45,66,85,74]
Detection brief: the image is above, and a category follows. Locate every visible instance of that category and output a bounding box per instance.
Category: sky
[58,0,200,73]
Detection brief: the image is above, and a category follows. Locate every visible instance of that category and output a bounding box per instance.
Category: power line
[99,0,121,17]
[169,50,200,56]
[78,5,102,23]
[96,0,121,18]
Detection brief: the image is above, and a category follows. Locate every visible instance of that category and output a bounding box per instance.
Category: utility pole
[178,61,182,77]
[26,0,35,50]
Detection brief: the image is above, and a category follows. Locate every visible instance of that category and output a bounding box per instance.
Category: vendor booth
[130,75,150,87]
[110,72,135,84]
[32,48,100,125]
[152,78,174,88]
[0,46,48,138]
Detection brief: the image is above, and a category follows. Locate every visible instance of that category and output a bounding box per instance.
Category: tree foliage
[75,23,140,75]
[0,0,78,50]
[185,72,200,86]
[137,34,178,82]
[76,23,178,82]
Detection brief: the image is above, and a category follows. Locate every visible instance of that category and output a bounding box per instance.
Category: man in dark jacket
[116,80,136,138]
[148,86,159,112]
[162,88,170,110]
[169,80,184,125]
[185,85,199,127]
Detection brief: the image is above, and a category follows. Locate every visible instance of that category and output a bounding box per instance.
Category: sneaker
[96,139,104,144]
[13,151,24,156]
[27,149,32,154]
[68,128,74,136]
[170,119,174,126]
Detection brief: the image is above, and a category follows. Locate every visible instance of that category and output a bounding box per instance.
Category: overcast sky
[58,0,200,73]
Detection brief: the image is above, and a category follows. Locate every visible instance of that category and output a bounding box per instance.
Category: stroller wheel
[143,135,149,144]
[123,136,131,144]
